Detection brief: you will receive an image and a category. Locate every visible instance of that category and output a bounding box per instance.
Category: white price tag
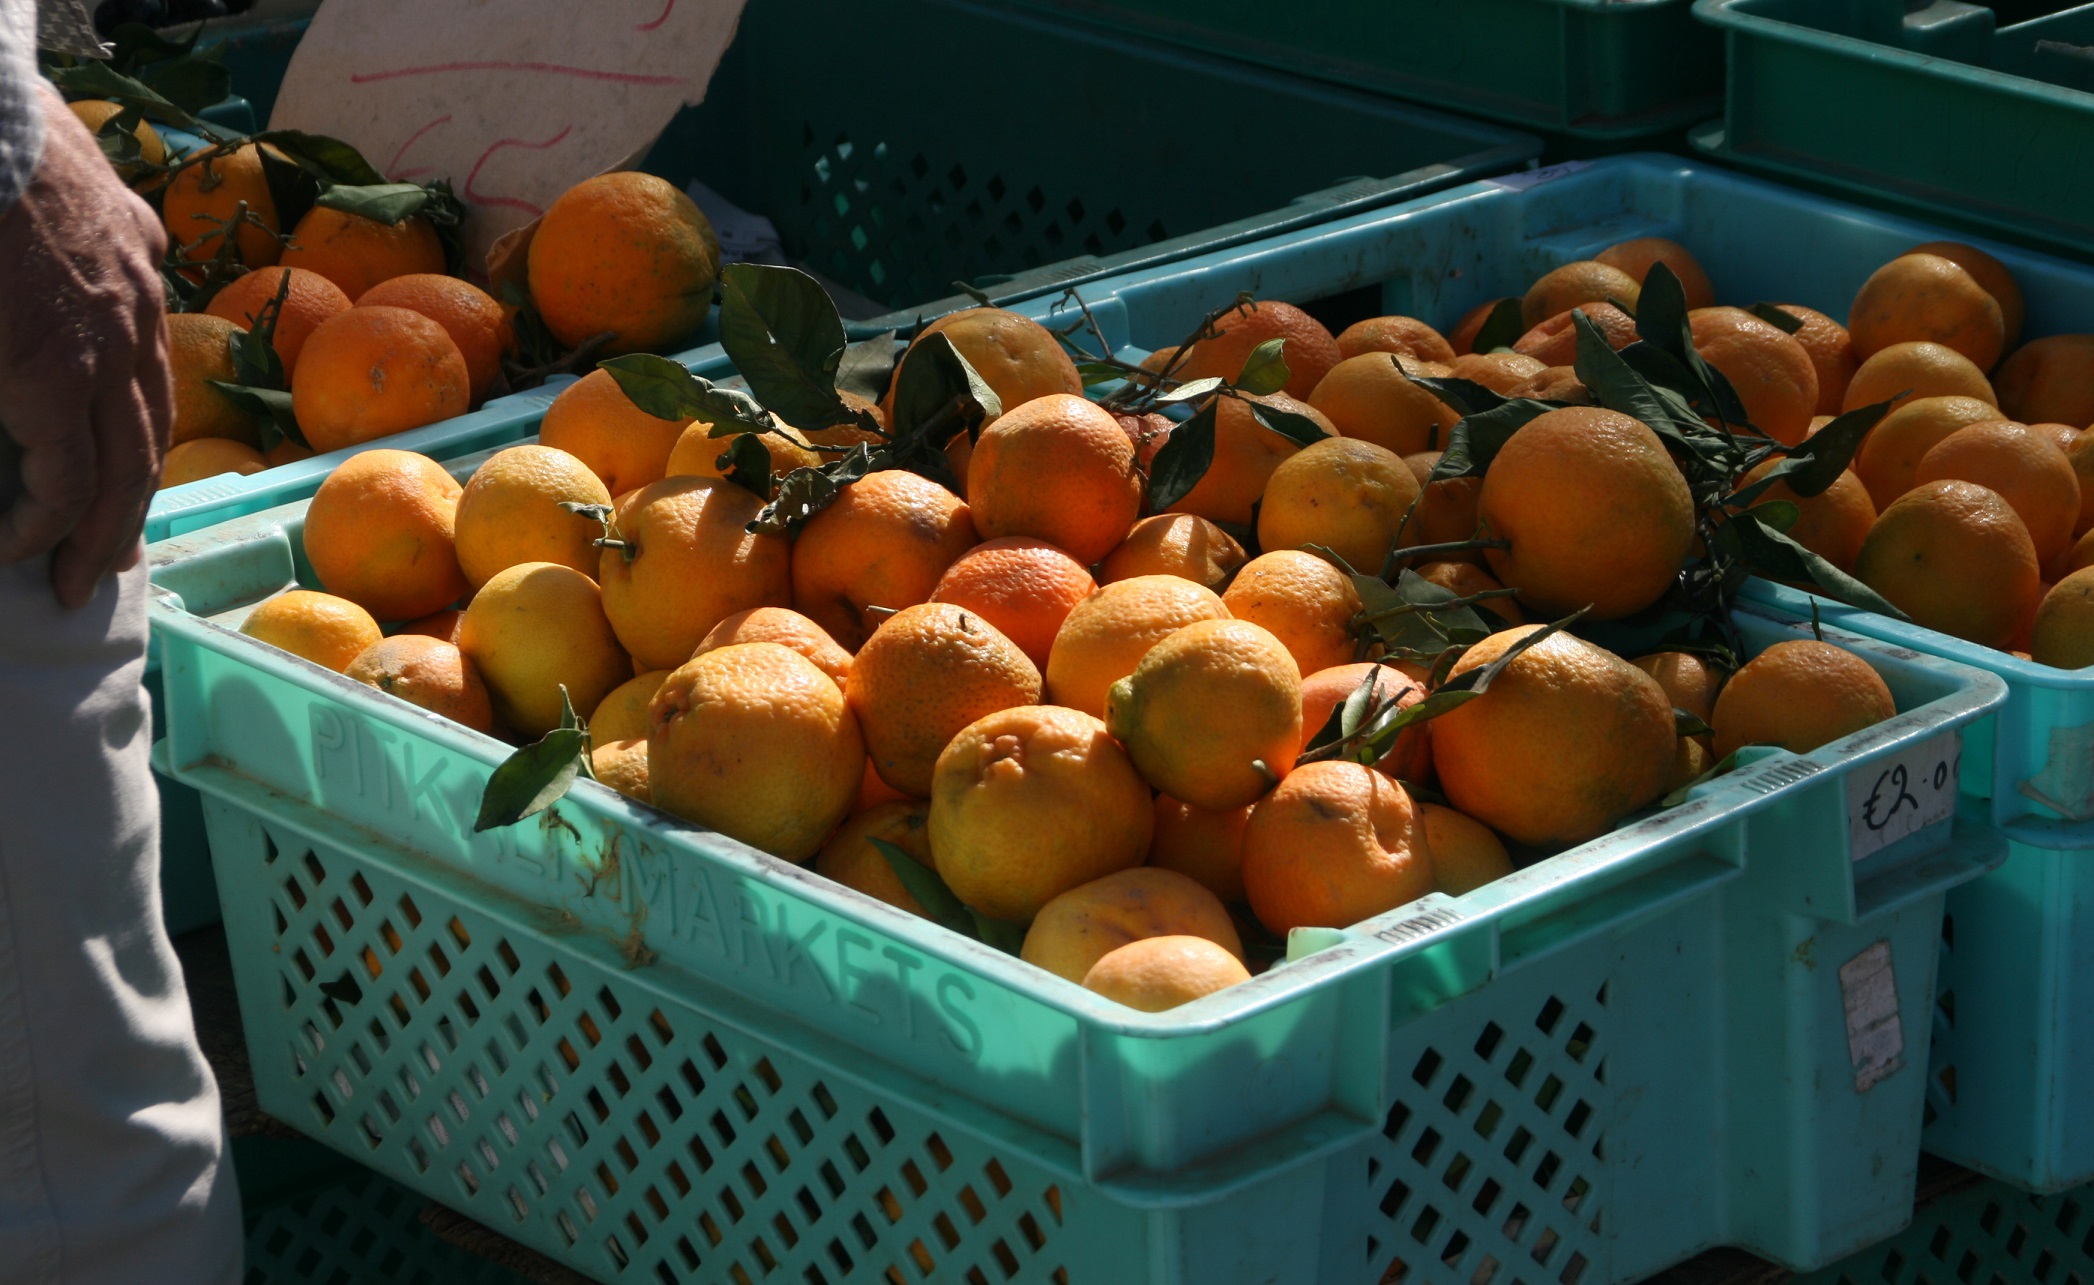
[1846,732,1960,862]
[1839,940,1904,1093]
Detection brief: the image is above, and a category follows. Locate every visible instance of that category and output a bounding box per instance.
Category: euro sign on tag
[1847,732,1959,862]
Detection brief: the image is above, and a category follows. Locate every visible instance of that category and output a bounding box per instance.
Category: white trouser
[0,539,242,1283]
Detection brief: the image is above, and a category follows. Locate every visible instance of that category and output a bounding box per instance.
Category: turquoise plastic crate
[247,1163,534,1285]
[149,445,2003,1282]
[994,0,1721,140]
[1789,1169,2094,1284]
[1693,0,2094,259]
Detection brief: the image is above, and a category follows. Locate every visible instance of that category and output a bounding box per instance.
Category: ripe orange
[1447,351,1548,394]
[1107,618,1302,810]
[162,142,280,271]
[460,561,631,736]
[649,643,862,861]
[590,738,651,803]
[599,476,792,670]
[69,99,164,177]
[1710,640,1896,759]
[1512,302,1637,368]
[527,172,718,355]
[279,206,444,301]
[1431,625,1675,845]
[204,266,350,379]
[452,445,613,587]
[1736,459,1877,573]
[930,537,1096,670]
[1448,298,1514,355]
[1419,803,1514,897]
[1402,451,1483,556]
[1849,253,2005,371]
[2030,568,2094,669]
[691,608,852,684]
[538,368,691,496]
[1911,241,2025,349]
[1851,395,2006,510]
[345,633,495,734]
[160,438,266,489]
[791,469,976,651]
[816,800,933,918]
[1166,391,1336,527]
[1307,353,1459,457]
[1336,315,1455,364]
[1020,867,1242,984]
[889,308,1084,418]
[1173,300,1341,400]
[1415,560,1526,628]
[291,306,471,453]
[1257,436,1421,572]
[1299,662,1432,782]
[358,274,515,402]
[1522,261,1642,328]
[399,608,464,646]
[1099,514,1246,590]
[1769,304,1858,418]
[1843,341,1996,413]
[1594,238,1716,310]
[1854,480,2042,648]
[1149,796,1253,905]
[665,424,819,488]
[1220,549,1363,676]
[929,705,1154,921]
[303,449,470,621]
[1913,420,2081,566]
[589,669,673,743]
[264,438,315,468]
[167,313,256,446]
[1241,759,1433,933]
[2067,434,2094,538]
[240,589,381,672]
[1506,365,1591,402]
[1479,406,1695,619]
[1081,936,1251,1011]
[1045,575,1231,717]
[1689,307,1820,445]
[1630,651,1726,734]
[1995,335,2094,428]
[849,603,1041,797]
[967,394,1142,564]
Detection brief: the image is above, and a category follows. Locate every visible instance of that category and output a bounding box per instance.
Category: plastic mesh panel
[245,1167,530,1285]
[1793,1178,2094,1284]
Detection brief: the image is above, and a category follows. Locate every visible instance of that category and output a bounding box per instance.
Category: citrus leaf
[835,331,900,403]
[1470,298,1526,355]
[248,129,388,186]
[1573,309,1697,442]
[1632,262,1749,429]
[1406,373,1509,418]
[1720,510,1908,619]
[721,433,772,499]
[474,727,588,831]
[1234,338,1290,396]
[751,443,883,535]
[968,911,1028,956]
[1339,664,1381,738]
[1076,361,1130,387]
[597,353,780,437]
[1675,708,1714,738]
[1749,499,1800,533]
[889,330,1001,455]
[718,263,852,427]
[1432,398,1558,479]
[868,837,978,939]
[1748,302,1806,335]
[1736,399,1891,501]
[1248,399,1333,447]
[314,182,434,227]
[45,61,208,131]
[206,381,304,448]
[1145,399,1217,513]
[1157,376,1224,405]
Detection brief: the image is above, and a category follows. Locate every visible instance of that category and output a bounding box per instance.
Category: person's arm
[0,8,172,608]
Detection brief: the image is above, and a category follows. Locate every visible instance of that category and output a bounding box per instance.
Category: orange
[600,476,792,670]
[930,537,1096,670]
[1843,341,1996,413]
[1081,937,1251,1011]
[1241,759,1433,933]
[1522,261,1642,329]
[160,438,265,489]
[966,393,1142,564]
[1149,796,1253,905]
[1479,406,1695,619]
[527,172,718,354]
[1099,514,1246,590]
[690,608,852,684]
[1507,365,1591,402]
[2067,434,2094,537]
[799,391,889,453]
[1995,335,2094,428]
[1419,803,1514,897]
[1020,867,1242,984]
[888,308,1083,419]
[1851,395,2005,510]
[1172,300,1340,400]
[1447,351,1547,394]
[1106,618,1302,810]
[1221,549,1363,676]
[69,100,164,177]
[1257,436,1421,572]
[204,266,351,379]
[1447,298,1514,355]
[815,800,933,918]
[279,206,443,301]
[460,561,631,736]
[1594,238,1716,310]
[358,274,515,402]
[1415,560,1525,628]
[2030,568,2094,669]
[291,306,471,453]
[589,669,673,743]
[1631,651,1726,733]
[538,368,692,496]
[1736,459,1877,573]
[1689,306,1820,445]
[1913,420,2081,566]
[2036,423,2083,457]
[1336,316,1455,364]
[849,603,1041,797]
[400,608,464,645]
[1306,352,1460,457]
[345,633,495,734]
[162,142,280,271]
[665,424,818,488]
[590,738,651,803]
[1166,391,1336,527]
[929,705,1154,921]
[1849,253,2005,371]
[264,438,315,468]
[1402,452,1483,556]
[649,643,862,861]
[2052,529,2094,582]
[1045,575,1232,717]
[1710,639,1896,759]
[857,758,914,810]
[791,469,976,651]
[1854,480,2041,649]
[167,313,256,446]
[1911,241,2025,349]
[1116,411,1174,472]
[1513,302,1637,368]
[452,444,613,587]
[1431,625,1675,845]
[1299,662,1432,782]
[303,449,470,621]
[1769,304,1858,417]
[239,589,381,672]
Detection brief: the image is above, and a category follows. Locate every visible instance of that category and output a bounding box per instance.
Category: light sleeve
[0,0,46,219]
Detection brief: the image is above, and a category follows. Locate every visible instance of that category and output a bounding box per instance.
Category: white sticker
[1838,940,1904,1093]
[1483,160,1595,192]
[1846,732,1960,862]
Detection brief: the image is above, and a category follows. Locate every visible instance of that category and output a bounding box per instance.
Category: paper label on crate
[268,0,748,266]
[1838,940,1904,1093]
[2016,721,2094,822]
[1846,732,1959,862]
[1483,160,1594,192]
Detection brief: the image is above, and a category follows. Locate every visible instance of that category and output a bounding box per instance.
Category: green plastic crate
[246,1163,535,1285]
[991,0,1720,140]
[148,447,2004,1282]
[1789,1170,2094,1284]
[1693,0,2094,258]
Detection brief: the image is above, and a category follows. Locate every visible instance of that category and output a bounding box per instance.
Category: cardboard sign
[269,0,746,265]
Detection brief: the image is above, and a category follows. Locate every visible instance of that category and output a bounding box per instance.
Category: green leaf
[1076,361,1131,387]
[138,55,231,116]
[1349,687,1478,763]
[1573,309,1697,442]
[1470,298,1527,355]
[835,332,900,402]
[1233,338,1291,396]
[1432,398,1558,479]
[314,182,434,226]
[597,353,781,437]
[247,129,389,186]
[1145,400,1218,514]
[718,264,852,427]
[868,838,979,939]
[1157,376,1224,405]
[1718,510,1908,619]
[1339,664,1381,739]
[1633,262,1749,429]
[474,727,588,831]
[1749,499,1800,533]
[223,272,291,390]
[45,61,208,131]
[751,443,884,535]
[1735,399,1891,502]
[721,433,772,499]
[968,911,1028,956]
[1675,708,1714,738]
[1407,373,1510,418]
[889,330,1002,448]
[206,381,305,448]
[1247,398,1333,447]
[1748,303,1805,335]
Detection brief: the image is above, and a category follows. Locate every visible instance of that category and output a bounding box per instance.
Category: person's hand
[0,85,172,608]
